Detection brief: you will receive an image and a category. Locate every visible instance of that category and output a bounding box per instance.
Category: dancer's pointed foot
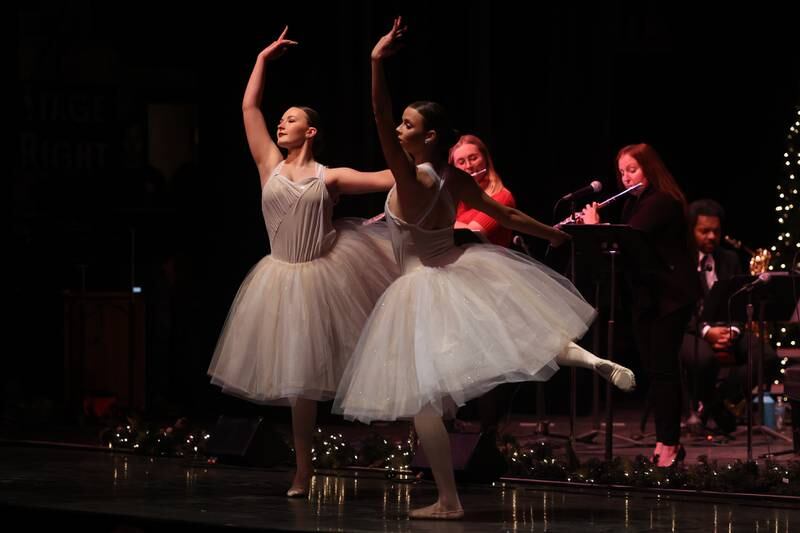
[286,473,311,498]
[595,360,636,391]
[286,487,308,498]
[409,502,464,520]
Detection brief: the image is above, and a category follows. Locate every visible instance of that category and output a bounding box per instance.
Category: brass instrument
[556,183,643,227]
[723,235,772,275]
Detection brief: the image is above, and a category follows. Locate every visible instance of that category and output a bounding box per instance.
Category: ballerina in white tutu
[207,26,399,497]
[333,18,636,520]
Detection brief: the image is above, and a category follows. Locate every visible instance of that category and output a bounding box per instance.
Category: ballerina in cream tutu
[334,18,635,520]
[208,26,398,497]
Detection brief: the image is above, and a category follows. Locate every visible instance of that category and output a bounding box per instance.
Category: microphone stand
[568,200,578,454]
[689,261,710,436]
[727,282,793,461]
[553,184,642,453]
[514,235,572,447]
[688,296,702,437]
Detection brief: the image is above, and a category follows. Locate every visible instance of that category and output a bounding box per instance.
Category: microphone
[560,181,602,202]
[733,273,771,295]
[513,235,532,256]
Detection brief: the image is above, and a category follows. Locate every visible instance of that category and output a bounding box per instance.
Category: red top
[456,187,516,247]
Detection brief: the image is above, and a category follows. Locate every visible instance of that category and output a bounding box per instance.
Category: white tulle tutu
[334,244,596,422]
[208,220,397,404]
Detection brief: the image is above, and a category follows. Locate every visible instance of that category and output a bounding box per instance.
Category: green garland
[314,429,415,472]
[104,420,799,496]
[311,428,357,469]
[499,435,800,495]
[101,416,209,459]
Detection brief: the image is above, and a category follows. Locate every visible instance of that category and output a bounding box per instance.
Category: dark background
[13,2,800,427]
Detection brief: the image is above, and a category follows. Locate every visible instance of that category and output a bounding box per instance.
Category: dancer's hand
[549,228,571,248]
[259,26,298,62]
[371,16,406,60]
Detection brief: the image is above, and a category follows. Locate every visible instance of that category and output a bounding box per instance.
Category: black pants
[679,333,724,409]
[680,330,780,410]
[635,306,692,445]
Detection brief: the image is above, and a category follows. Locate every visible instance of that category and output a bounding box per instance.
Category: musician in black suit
[679,199,777,433]
[583,143,699,466]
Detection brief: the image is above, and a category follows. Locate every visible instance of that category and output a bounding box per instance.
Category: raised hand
[259,26,298,62]
[371,16,407,60]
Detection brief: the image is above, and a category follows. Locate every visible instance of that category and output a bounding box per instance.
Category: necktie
[699,254,711,296]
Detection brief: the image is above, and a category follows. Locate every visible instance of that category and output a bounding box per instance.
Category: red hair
[617,143,686,208]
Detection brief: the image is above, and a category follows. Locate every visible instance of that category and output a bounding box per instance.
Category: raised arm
[243,26,298,186]
[450,168,569,247]
[371,18,416,188]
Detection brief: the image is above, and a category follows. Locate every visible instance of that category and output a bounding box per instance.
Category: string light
[769,106,800,393]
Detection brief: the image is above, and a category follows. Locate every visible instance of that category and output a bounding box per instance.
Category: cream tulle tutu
[208,163,398,403]
[334,163,595,422]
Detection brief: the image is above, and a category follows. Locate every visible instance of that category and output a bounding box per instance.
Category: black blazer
[622,187,700,317]
[691,246,745,330]
[711,247,744,284]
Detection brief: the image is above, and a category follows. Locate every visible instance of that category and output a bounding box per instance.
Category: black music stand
[561,224,655,461]
[713,273,799,460]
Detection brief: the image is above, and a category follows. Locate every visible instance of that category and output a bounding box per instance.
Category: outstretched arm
[326,167,395,195]
[243,26,298,186]
[450,168,569,247]
[457,190,515,235]
[371,17,416,189]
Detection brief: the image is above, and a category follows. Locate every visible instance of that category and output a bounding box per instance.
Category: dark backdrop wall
[13,2,800,421]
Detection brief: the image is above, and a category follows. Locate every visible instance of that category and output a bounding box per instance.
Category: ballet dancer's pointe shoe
[595,360,636,391]
[286,487,308,498]
[287,474,311,498]
[409,503,464,520]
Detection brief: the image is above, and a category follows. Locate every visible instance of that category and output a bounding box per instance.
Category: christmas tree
[769,106,800,273]
[770,106,800,392]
